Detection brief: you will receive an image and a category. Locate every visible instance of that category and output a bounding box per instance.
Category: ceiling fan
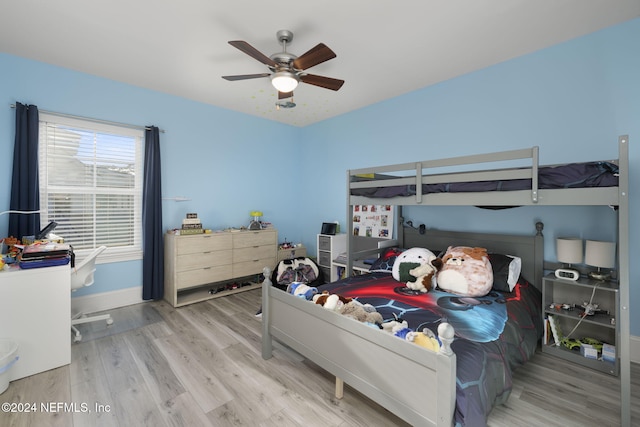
[222,30,345,102]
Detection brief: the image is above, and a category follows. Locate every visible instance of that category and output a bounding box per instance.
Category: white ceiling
[2,1,639,127]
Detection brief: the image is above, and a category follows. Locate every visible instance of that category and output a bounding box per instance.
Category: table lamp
[249,211,263,230]
[555,237,582,280]
[585,240,616,281]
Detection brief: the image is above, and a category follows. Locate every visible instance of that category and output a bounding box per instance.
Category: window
[38,113,144,262]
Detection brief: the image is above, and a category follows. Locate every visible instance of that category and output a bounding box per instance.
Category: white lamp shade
[585,240,616,269]
[556,238,583,264]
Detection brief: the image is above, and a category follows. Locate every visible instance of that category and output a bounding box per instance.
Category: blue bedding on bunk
[319,272,543,427]
[351,161,618,198]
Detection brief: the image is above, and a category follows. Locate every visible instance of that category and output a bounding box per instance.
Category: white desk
[0,264,70,380]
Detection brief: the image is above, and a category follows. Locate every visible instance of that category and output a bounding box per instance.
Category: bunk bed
[261,135,630,427]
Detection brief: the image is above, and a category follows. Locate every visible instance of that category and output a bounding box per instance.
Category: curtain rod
[9,103,165,133]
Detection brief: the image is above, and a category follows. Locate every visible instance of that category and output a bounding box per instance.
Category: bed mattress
[351,161,618,199]
[319,272,543,427]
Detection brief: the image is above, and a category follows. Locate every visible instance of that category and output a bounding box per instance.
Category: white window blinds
[38,113,144,260]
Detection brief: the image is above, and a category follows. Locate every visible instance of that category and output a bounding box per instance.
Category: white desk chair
[70,246,113,342]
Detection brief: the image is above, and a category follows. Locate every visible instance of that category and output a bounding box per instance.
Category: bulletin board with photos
[352,204,394,239]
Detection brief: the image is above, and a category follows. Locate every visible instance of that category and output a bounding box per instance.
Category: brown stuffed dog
[313,290,352,311]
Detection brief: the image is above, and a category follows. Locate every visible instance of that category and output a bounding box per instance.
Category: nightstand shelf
[542,273,619,376]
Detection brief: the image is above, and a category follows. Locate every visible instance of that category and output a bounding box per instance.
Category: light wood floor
[1,288,638,427]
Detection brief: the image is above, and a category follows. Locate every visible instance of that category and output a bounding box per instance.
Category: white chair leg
[71,324,82,343]
[70,312,113,342]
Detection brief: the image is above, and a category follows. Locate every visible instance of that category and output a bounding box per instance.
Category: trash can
[0,339,19,394]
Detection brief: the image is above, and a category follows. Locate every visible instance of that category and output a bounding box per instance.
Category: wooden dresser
[164,229,277,307]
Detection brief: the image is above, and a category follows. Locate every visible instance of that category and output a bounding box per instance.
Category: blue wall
[301,18,639,333]
[1,19,638,333]
[0,53,303,296]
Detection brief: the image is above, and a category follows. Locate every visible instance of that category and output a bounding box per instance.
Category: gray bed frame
[345,135,630,426]
[262,224,543,427]
[262,135,630,426]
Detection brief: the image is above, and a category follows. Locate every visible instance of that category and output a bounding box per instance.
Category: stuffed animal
[288,282,318,300]
[381,318,441,351]
[391,247,442,292]
[407,328,441,352]
[437,246,493,297]
[313,290,351,311]
[381,318,409,334]
[339,301,383,325]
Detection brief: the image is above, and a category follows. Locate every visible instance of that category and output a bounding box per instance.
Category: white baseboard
[71,286,144,315]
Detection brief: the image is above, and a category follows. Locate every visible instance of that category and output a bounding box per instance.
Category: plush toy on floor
[392,247,443,292]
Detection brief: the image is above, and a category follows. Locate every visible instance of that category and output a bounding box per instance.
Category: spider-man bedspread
[319,272,542,427]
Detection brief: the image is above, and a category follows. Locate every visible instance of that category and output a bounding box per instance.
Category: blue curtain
[9,102,40,239]
[142,126,164,300]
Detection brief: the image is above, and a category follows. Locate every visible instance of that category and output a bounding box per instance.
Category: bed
[261,135,630,426]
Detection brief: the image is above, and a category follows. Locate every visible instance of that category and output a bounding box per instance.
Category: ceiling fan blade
[278,91,293,99]
[292,43,336,70]
[228,40,278,67]
[301,74,345,91]
[222,73,270,81]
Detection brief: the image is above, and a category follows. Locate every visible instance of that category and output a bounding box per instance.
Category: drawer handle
[203,235,212,238]
[204,267,211,270]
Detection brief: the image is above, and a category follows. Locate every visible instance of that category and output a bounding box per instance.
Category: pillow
[369,247,404,272]
[488,253,522,292]
[437,246,493,297]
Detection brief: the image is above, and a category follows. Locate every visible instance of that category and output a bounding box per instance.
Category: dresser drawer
[176,265,233,290]
[175,233,232,255]
[176,251,232,271]
[233,245,275,263]
[233,230,276,248]
[233,257,273,278]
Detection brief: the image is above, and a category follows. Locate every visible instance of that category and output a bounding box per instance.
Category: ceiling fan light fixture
[271,71,299,93]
